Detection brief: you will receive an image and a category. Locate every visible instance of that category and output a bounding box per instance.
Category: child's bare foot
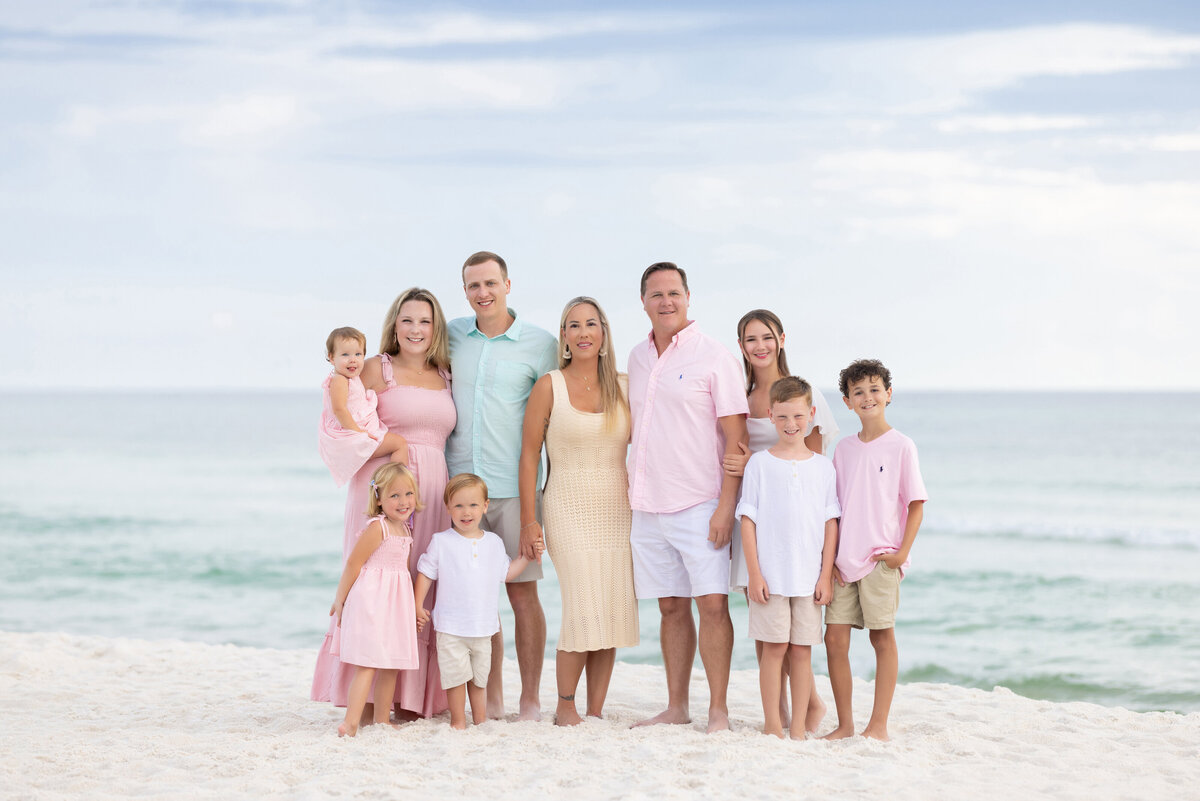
[555,701,583,727]
[822,724,855,740]
[860,724,890,741]
[805,694,827,734]
[705,706,730,733]
[763,724,785,739]
[337,722,357,738]
[632,706,690,728]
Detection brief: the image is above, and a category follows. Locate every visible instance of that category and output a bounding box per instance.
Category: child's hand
[534,538,545,562]
[831,566,845,587]
[330,601,344,626]
[520,522,543,562]
[722,441,751,477]
[748,574,770,605]
[814,576,833,606]
[416,607,431,633]
[871,551,905,570]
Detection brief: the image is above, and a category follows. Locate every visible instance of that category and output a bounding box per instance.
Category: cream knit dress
[543,370,639,652]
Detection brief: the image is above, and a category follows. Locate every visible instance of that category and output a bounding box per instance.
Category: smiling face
[463,260,511,324]
[843,375,893,422]
[447,484,489,535]
[328,336,365,379]
[379,477,417,524]
[394,299,434,360]
[641,269,690,338]
[770,397,815,443]
[739,318,784,375]
[562,302,604,362]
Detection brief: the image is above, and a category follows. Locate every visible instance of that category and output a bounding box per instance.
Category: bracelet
[521,522,539,530]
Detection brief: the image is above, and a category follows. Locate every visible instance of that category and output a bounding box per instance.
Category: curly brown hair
[838,358,892,398]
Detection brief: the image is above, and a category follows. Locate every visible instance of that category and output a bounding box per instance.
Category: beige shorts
[748,594,823,645]
[824,562,901,630]
[482,494,543,583]
[436,632,492,690]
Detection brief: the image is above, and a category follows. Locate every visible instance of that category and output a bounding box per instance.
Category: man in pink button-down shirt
[627,262,749,733]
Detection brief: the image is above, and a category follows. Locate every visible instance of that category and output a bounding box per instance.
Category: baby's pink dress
[318,374,389,487]
[330,516,419,670]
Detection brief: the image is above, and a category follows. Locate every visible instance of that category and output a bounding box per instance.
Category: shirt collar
[644,320,699,350]
[469,309,524,341]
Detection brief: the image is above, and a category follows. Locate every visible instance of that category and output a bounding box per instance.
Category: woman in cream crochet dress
[519,296,639,726]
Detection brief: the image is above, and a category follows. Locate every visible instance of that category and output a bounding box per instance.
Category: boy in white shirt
[736,377,840,739]
[415,473,541,729]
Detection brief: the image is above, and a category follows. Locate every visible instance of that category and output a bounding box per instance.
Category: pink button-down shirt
[627,322,749,513]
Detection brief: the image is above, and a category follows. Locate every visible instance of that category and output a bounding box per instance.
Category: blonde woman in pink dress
[312,288,456,721]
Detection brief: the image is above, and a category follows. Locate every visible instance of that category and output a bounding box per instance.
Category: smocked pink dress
[311,354,456,716]
[331,516,419,669]
[318,374,390,487]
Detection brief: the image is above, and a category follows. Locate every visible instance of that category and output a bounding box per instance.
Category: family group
[310,252,928,741]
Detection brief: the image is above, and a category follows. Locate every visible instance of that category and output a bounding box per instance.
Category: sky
[2,1,1198,391]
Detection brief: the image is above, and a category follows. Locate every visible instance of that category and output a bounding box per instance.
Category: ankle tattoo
[558,693,575,701]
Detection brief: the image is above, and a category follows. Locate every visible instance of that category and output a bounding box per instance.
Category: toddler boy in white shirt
[415,473,541,729]
[736,376,840,739]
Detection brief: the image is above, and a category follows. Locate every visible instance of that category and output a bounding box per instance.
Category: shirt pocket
[492,360,533,404]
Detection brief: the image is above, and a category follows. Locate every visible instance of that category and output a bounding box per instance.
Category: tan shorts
[436,632,492,690]
[824,562,901,630]
[748,594,823,645]
[482,494,543,583]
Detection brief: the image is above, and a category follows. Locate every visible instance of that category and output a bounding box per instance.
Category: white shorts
[630,499,730,599]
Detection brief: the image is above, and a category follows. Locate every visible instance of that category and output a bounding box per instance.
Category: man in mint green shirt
[446,250,557,721]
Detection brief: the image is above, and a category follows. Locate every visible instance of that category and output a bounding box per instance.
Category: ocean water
[1,391,1197,713]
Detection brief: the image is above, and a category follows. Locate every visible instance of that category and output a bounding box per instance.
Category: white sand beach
[2,631,1197,801]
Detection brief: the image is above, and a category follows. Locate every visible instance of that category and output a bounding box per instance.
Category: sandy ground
[2,631,1198,800]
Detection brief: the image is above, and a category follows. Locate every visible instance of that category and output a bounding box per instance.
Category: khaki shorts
[824,562,901,630]
[748,594,823,645]
[436,632,492,690]
[482,495,543,583]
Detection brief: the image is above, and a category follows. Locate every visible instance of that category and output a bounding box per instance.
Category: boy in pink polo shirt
[823,358,927,742]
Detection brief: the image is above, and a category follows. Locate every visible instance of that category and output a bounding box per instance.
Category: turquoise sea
[1,391,1197,713]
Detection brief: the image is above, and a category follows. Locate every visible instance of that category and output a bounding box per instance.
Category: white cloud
[937,115,1097,134]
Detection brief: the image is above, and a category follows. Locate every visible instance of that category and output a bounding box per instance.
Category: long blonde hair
[559,296,628,432]
[737,309,791,394]
[378,288,450,371]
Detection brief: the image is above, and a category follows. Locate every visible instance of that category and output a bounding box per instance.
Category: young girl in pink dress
[319,327,409,487]
[328,462,422,737]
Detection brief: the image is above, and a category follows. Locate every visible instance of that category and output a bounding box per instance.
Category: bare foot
[586,711,604,720]
[705,707,730,734]
[486,699,505,720]
[555,702,583,727]
[631,707,691,728]
[860,724,890,741]
[763,724,785,739]
[337,722,357,738]
[805,694,827,734]
[518,700,543,722]
[822,724,855,740]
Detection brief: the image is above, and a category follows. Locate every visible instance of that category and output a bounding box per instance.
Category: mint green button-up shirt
[446,310,558,498]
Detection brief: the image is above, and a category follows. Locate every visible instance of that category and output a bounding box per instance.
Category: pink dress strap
[379,354,398,389]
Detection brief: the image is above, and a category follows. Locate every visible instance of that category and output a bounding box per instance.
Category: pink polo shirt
[627,322,749,514]
[832,428,928,584]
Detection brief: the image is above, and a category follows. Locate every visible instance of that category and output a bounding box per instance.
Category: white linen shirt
[416,529,511,638]
[734,450,840,597]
